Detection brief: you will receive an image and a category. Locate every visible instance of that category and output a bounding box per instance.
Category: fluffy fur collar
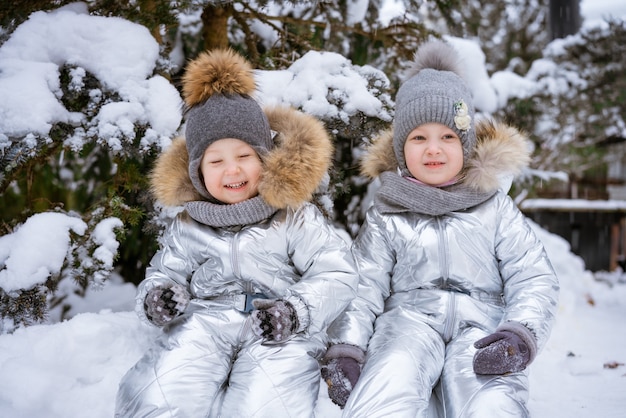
[361,119,531,193]
[150,105,333,209]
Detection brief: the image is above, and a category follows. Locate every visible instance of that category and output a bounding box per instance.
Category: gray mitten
[144,283,190,327]
[250,299,299,342]
[473,330,530,375]
[321,357,361,408]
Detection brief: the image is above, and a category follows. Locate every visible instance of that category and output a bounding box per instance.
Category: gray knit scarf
[185,196,278,227]
[374,171,496,216]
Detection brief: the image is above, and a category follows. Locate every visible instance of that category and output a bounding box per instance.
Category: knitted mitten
[473,330,530,375]
[250,299,299,342]
[144,283,190,326]
[321,357,361,408]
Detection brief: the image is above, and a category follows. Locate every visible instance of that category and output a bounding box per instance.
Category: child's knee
[463,378,529,417]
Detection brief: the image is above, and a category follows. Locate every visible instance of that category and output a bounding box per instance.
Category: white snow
[0,212,86,292]
[0,3,182,147]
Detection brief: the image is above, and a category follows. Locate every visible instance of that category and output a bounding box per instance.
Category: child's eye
[410,135,425,141]
[209,160,222,165]
[443,134,458,140]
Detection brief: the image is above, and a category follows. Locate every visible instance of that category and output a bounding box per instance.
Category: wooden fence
[520,199,626,272]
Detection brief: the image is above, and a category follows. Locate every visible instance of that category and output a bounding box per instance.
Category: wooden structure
[520,199,626,272]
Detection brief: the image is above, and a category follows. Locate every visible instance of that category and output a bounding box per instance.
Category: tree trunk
[549,0,581,39]
[201,3,234,51]
[139,0,162,44]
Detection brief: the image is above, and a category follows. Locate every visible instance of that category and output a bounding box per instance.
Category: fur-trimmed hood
[150,105,333,209]
[361,119,531,193]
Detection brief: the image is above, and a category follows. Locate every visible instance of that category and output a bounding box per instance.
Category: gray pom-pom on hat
[181,49,273,200]
[393,41,476,174]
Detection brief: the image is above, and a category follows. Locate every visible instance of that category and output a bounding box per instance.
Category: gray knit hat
[393,41,475,173]
[182,49,273,200]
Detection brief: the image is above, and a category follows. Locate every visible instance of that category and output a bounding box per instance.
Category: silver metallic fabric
[115,203,358,417]
[328,191,559,417]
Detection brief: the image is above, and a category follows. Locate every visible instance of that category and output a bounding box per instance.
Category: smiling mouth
[424,162,444,166]
[225,181,247,189]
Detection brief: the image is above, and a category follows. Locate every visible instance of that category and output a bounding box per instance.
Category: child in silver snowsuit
[321,41,559,417]
[114,49,358,418]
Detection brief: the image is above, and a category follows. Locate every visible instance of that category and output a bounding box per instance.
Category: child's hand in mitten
[473,330,530,375]
[144,283,190,327]
[321,357,361,408]
[250,299,299,342]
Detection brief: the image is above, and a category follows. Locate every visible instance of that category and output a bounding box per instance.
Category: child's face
[403,123,464,186]
[200,138,263,204]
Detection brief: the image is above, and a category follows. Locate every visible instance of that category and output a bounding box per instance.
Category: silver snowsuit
[115,105,358,418]
[327,121,559,417]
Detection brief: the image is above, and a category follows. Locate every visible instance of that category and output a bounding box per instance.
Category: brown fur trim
[259,106,333,209]
[360,129,397,179]
[149,138,203,206]
[182,49,257,108]
[464,120,531,192]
